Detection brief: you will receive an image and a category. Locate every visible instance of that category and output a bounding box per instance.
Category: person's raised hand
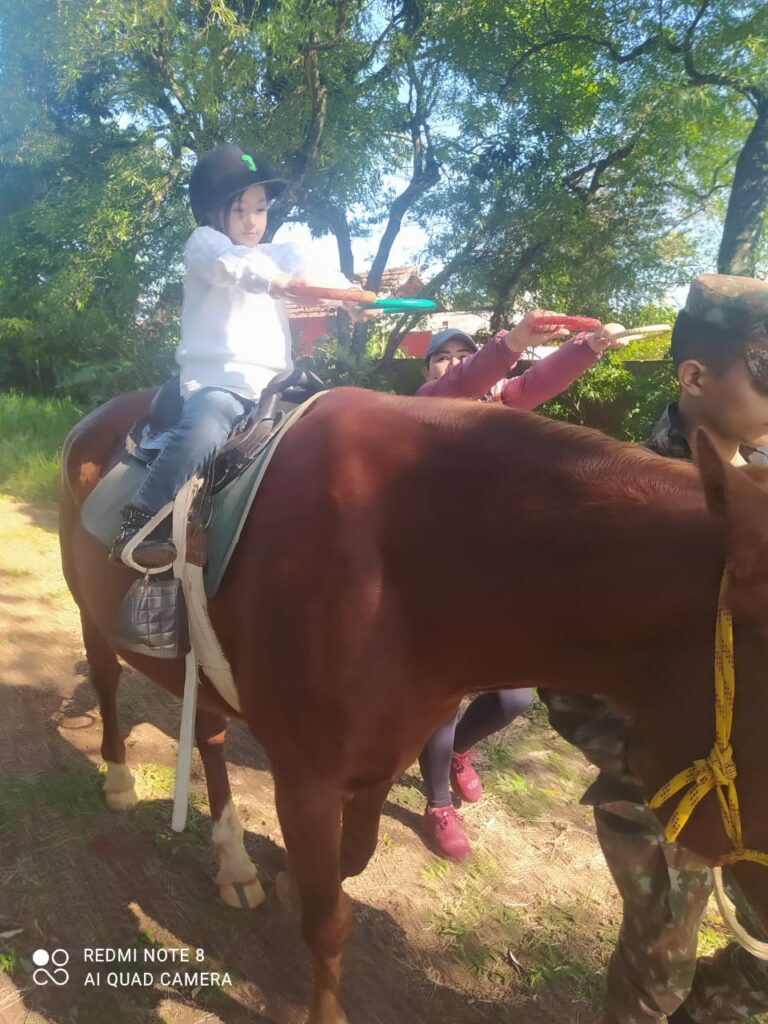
[585,322,629,354]
[504,309,572,354]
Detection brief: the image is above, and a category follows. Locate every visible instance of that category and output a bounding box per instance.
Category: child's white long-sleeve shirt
[177,226,351,401]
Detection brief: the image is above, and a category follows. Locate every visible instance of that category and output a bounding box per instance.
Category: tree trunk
[489,241,548,333]
[350,321,369,358]
[717,98,768,276]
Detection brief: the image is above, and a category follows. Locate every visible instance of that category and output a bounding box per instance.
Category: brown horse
[59,385,768,1024]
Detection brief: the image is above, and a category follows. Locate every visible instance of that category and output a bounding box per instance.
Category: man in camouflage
[540,274,768,1023]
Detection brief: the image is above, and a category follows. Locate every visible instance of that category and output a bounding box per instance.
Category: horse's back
[61,389,155,508]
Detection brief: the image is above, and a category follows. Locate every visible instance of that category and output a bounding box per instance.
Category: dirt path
[0,495,738,1024]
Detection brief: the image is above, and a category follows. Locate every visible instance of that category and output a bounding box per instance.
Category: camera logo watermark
[27,945,231,991]
[32,949,70,986]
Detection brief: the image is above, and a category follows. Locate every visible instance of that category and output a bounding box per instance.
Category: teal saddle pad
[81,412,296,597]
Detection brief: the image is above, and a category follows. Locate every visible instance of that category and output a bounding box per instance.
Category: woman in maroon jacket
[416,312,627,860]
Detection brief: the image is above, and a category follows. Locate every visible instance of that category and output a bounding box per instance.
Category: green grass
[0,945,24,974]
[0,392,85,501]
[484,767,554,821]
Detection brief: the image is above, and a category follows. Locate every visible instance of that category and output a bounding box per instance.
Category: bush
[621,360,677,441]
[538,352,676,441]
[0,392,86,502]
[296,338,424,394]
[538,352,635,429]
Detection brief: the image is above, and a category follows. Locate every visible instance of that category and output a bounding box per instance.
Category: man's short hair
[670,310,746,373]
[670,274,768,372]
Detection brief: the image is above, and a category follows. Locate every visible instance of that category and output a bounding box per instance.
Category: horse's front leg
[195,709,265,909]
[274,773,351,1024]
[340,781,390,880]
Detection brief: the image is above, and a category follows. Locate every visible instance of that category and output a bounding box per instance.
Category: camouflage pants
[596,797,768,1023]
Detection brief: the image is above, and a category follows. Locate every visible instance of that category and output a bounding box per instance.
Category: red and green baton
[287,282,437,314]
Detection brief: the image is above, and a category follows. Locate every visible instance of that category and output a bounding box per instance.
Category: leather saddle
[127,368,325,493]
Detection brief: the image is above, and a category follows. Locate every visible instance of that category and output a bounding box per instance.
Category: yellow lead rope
[649,571,768,868]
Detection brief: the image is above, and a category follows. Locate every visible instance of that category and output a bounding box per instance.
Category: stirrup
[112,503,175,573]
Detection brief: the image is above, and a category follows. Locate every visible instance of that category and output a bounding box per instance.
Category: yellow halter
[650,570,768,869]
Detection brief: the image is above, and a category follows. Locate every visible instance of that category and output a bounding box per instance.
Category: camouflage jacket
[645,401,694,460]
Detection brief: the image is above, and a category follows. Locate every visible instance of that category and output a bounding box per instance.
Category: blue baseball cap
[425,329,479,363]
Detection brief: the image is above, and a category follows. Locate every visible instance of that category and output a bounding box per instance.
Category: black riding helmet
[189,143,288,225]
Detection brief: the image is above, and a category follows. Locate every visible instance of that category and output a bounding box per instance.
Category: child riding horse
[111,142,366,568]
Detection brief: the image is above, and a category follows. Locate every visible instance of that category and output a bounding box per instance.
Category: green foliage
[0,392,85,501]
[296,338,424,393]
[0,946,23,975]
[538,352,635,429]
[621,360,678,441]
[415,0,765,321]
[539,351,677,441]
[0,0,437,395]
[1,0,766,393]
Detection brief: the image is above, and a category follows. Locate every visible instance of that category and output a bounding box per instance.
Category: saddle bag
[110,574,190,660]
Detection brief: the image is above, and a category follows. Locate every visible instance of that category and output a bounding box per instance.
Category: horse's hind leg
[195,709,265,910]
[81,614,138,810]
[340,781,390,880]
[274,775,350,1024]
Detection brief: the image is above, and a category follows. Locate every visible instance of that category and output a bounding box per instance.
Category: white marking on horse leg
[104,761,138,810]
[211,799,265,909]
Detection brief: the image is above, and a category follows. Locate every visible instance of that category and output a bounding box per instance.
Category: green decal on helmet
[241,154,257,173]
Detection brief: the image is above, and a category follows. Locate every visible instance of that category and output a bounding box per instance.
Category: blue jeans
[132,387,249,516]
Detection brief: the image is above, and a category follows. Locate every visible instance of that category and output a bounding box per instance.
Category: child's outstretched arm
[262,241,374,319]
[184,226,287,292]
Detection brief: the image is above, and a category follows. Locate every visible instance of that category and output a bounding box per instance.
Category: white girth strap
[170,474,240,831]
[171,475,202,833]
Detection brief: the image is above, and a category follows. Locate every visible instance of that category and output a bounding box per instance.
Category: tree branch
[501,33,663,94]
[562,142,635,203]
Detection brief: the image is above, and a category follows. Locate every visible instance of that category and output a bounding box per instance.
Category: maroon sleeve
[498,336,599,410]
[415,332,521,399]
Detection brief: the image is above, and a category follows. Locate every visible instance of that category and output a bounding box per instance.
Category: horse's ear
[695,428,768,619]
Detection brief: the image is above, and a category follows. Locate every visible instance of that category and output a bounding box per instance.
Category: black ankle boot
[111,506,177,569]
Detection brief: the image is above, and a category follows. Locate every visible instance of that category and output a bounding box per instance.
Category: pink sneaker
[421,805,472,862]
[450,751,483,803]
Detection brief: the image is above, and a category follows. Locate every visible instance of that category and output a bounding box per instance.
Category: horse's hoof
[275,871,302,919]
[218,878,265,910]
[104,785,139,811]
